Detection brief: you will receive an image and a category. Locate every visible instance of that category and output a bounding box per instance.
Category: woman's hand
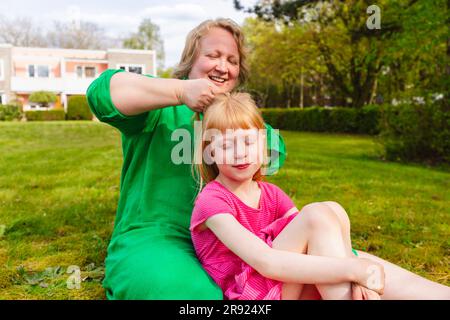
[177,78,223,112]
[352,283,381,300]
[353,258,385,295]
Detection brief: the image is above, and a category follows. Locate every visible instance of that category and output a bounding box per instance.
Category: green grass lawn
[0,121,448,299]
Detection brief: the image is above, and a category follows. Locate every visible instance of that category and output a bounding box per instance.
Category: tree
[29,91,58,109]
[235,0,444,108]
[0,15,47,47]
[46,21,107,50]
[242,18,326,108]
[158,67,174,79]
[123,18,165,73]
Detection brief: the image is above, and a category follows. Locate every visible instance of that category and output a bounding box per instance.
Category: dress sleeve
[190,187,237,233]
[263,122,287,176]
[86,69,161,136]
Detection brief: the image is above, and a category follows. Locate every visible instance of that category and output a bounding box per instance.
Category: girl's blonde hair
[193,92,267,190]
[173,18,249,88]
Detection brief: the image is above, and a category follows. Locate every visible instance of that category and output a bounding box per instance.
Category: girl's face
[188,27,240,92]
[211,128,265,182]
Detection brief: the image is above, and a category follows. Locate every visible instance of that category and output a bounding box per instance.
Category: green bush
[261,105,380,134]
[378,102,450,164]
[67,95,92,120]
[328,107,358,132]
[25,110,66,121]
[0,104,22,121]
[357,104,381,135]
[29,91,58,108]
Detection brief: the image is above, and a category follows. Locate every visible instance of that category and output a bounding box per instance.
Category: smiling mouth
[232,164,250,170]
[209,75,227,84]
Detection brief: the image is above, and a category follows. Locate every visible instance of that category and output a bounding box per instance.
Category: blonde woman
[87,18,450,299]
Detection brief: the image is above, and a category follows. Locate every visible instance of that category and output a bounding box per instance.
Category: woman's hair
[193,92,267,190]
[173,18,249,88]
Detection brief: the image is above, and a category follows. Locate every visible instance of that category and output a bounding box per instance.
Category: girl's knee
[300,202,342,231]
[321,201,351,231]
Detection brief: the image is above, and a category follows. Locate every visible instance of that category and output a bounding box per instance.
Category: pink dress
[190,180,300,300]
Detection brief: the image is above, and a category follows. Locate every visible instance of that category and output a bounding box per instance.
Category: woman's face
[188,27,240,92]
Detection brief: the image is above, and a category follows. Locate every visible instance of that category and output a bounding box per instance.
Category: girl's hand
[177,79,222,112]
[352,283,381,300]
[354,258,385,295]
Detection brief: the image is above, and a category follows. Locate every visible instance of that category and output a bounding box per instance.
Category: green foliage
[261,105,380,134]
[158,67,174,79]
[239,1,448,108]
[25,110,65,121]
[379,103,450,164]
[67,96,93,120]
[357,104,381,135]
[28,91,58,108]
[123,18,165,72]
[0,104,22,121]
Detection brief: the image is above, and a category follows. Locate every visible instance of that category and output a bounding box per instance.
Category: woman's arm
[110,71,220,116]
[205,214,384,293]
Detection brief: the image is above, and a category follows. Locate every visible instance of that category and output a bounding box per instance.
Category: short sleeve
[86,69,161,136]
[273,185,296,218]
[190,187,236,233]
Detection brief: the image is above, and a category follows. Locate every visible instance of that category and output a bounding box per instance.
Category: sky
[0,0,256,68]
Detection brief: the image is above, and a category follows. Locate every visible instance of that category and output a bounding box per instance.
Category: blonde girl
[190,92,387,300]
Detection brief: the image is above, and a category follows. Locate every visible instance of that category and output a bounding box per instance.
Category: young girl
[189,92,385,300]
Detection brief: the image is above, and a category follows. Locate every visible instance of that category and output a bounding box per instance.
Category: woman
[87,18,449,299]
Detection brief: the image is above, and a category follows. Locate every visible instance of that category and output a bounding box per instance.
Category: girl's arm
[205,214,384,293]
[110,71,220,116]
[280,207,299,219]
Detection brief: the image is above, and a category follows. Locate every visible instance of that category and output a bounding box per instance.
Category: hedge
[260,103,448,164]
[261,105,380,135]
[25,110,66,121]
[0,104,22,121]
[67,95,93,120]
[378,102,449,164]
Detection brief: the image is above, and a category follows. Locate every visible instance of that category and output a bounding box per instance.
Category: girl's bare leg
[356,251,450,299]
[323,201,450,300]
[271,202,353,300]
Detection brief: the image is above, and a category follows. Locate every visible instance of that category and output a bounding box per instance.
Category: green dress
[86,69,287,299]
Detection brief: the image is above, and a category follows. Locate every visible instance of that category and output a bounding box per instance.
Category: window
[117,64,144,74]
[28,65,50,78]
[76,66,83,78]
[37,65,49,77]
[28,65,35,77]
[128,66,142,74]
[85,67,96,78]
[76,66,96,78]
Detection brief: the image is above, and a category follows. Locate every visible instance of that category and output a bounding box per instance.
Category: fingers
[352,283,364,300]
[366,289,381,300]
[353,284,381,300]
[207,80,225,95]
[187,78,224,112]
